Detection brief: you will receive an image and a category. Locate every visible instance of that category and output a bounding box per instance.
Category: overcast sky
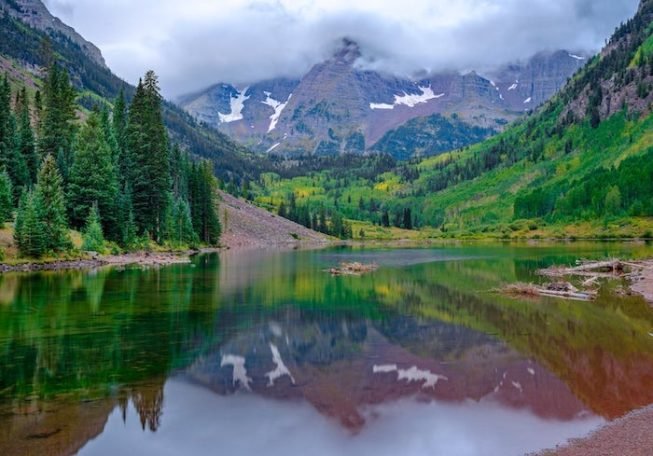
[43,0,640,98]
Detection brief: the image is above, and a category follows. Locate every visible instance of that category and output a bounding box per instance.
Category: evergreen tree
[33,90,43,132]
[16,87,38,185]
[39,65,77,182]
[14,191,45,258]
[278,201,287,218]
[126,72,170,241]
[113,88,128,176]
[381,210,390,228]
[0,169,13,224]
[168,197,197,247]
[124,209,138,249]
[68,111,119,239]
[82,203,105,252]
[0,75,27,191]
[188,161,221,245]
[403,208,413,230]
[34,154,70,252]
[100,106,120,164]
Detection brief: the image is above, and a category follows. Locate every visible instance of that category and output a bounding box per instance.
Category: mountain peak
[332,38,362,65]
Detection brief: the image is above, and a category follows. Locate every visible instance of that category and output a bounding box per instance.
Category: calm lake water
[2,243,653,456]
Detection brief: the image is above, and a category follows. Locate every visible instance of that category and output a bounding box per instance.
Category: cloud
[43,0,640,98]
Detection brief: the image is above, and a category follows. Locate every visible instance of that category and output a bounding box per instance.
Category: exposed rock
[218,190,329,250]
[0,0,107,68]
[179,40,586,158]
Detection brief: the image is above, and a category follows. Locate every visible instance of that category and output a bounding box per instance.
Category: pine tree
[113,88,128,177]
[168,197,197,247]
[39,65,77,182]
[14,191,45,258]
[16,87,38,186]
[34,154,70,252]
[82,203,105,253]
[381,210,390,227]
[123,206,138,249]
[126,72,170,241]
[100,106,120,164]
[0,75,27,192]
[0,169,13,224]
[68,111,119,239]
[403,208,413,230]
[188,160,221,245]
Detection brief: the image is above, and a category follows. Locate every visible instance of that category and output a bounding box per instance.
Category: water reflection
[0,243,652,455]
[81,380,603,456]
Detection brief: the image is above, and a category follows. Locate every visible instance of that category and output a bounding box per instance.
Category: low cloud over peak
[44,0,640,97]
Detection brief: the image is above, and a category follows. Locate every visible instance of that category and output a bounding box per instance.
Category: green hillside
[251,0,653,240]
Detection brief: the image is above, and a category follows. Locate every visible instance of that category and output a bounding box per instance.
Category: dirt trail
[218,191,330,250]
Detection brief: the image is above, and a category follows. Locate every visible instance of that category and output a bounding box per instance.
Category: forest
[0,65,221,258]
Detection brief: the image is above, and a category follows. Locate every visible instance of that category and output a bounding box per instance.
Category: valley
[0,1,652,456]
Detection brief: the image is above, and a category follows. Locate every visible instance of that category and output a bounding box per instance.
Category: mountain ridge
[180,42,588,159]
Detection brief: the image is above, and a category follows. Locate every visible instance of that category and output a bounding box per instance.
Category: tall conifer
[68,111,119,239]
[34,154,70,252]
[126,72,170,241]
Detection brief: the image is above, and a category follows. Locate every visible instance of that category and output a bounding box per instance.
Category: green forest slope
[251,0,653,240]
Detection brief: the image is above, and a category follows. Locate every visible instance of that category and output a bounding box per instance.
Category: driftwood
[502,282,596,301]
[539,260,626,278]
[329,262,378,276]
[533,258,653,304]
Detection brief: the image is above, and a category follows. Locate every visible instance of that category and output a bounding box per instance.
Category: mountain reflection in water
[0,244,652,456]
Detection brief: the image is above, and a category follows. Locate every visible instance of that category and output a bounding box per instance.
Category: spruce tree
[68,111,119,239]
[113,88,128,178]
[0,169,13,224]
[34,154,70,252]
[123,206,138,250]
[82,203,105,253]
[0,75,27,191]
[126,72,170,241]
[16,87,38,186]
[15,191,45,258]
[188,161,220,245]
[39,65,77,182]
[100,106,120,164]
[167,197,197,247]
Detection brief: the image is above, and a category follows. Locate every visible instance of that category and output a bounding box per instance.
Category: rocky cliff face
[0,0,107,68]
[179,40,587,158]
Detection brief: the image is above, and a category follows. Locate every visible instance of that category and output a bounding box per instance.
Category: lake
[1,242,653,456]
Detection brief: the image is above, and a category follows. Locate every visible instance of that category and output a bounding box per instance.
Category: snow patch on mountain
[370,86,444,111]
[508,82,518,91]
[266,143,281,153]
[218,87,250,123]
[568,53,586,61]
[524,97,532,104]
[262,92,292,133]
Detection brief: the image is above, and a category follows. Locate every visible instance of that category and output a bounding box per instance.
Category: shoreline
[3,237,653,274]
[0,250,200,274]
[537,405,653,456]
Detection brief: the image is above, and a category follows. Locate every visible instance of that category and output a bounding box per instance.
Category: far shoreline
[3,237,653,274]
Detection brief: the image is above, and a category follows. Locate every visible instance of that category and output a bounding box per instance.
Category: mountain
[0,0,263,182]
[252,0,653,239]
[1,0,106,68]
[179,40,587,159]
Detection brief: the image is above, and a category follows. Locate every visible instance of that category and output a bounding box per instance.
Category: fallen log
[501,282,596,301]
[328,262,378,276]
